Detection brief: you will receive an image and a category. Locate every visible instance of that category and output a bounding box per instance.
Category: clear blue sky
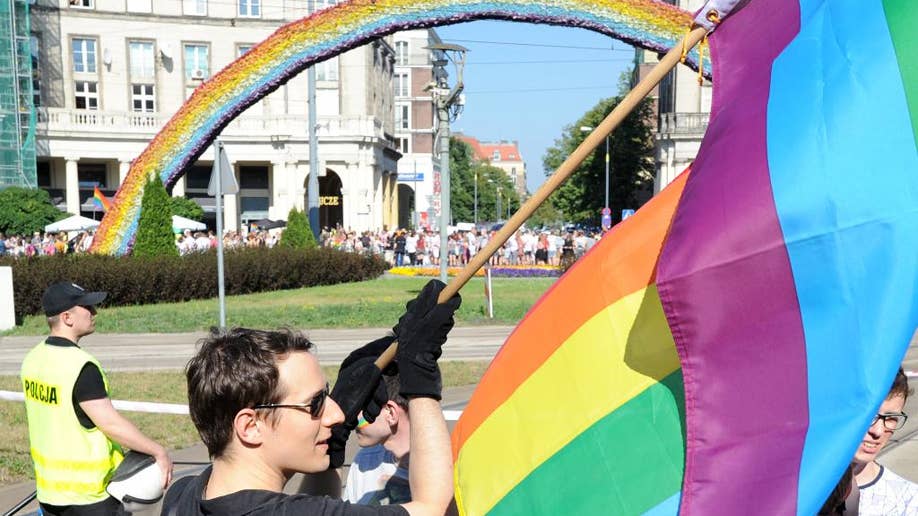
[436,21,636,194]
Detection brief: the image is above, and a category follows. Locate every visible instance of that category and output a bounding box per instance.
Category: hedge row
[1,247,388,322]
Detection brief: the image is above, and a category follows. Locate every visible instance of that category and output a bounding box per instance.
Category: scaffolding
[0,0,35,188]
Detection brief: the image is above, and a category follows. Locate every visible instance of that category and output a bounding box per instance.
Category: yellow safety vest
[20,341,124,506]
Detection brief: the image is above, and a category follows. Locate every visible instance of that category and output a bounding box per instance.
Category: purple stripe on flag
[656,0,807,514]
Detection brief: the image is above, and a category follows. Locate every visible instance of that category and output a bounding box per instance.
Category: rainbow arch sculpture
[91,0,703,255]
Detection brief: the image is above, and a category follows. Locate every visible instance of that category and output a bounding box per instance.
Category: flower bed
[389,265,561,278]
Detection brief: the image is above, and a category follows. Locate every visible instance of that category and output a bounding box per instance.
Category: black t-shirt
[162,467,409,516]
[45,336,108,429]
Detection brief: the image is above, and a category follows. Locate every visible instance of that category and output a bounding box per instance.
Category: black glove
[394,280,461,400]
[327,336,395,469]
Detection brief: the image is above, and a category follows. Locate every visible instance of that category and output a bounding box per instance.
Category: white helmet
[106,451,164,511]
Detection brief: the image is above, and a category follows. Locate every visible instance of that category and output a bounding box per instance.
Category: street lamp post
[580,126,611,212]
[428,43,468,283]
[496,186,502,222]
[475,171,480,227]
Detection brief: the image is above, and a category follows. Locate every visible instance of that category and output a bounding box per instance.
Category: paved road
[0,326,514,375]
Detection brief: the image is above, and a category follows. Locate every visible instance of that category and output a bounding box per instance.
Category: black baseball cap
[42,282,107,317]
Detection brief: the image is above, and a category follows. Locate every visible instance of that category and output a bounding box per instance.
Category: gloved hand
[393,280,461,400]
[327,336,394,469]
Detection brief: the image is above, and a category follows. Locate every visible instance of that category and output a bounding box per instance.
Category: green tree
[169,196,205,221]
[133,175,178,257]
[526,196,564,229]
[543,96,655,225]
[448,137,475,223]
[0,187,65,236]
[279,208,317,249]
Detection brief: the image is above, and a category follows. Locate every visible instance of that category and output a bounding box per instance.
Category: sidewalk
[0,385,477,516]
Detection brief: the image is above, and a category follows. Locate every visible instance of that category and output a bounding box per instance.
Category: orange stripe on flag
[452,170,690,455]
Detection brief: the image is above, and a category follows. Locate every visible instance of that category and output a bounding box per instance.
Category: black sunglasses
[253,383,329,417]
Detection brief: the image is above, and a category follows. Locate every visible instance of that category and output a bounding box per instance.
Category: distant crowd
[1,225,605,267]
[0,231,95,257]
[318,226,603,267]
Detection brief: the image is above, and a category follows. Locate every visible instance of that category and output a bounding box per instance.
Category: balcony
[35,108,386,142]
[658,112,710,138]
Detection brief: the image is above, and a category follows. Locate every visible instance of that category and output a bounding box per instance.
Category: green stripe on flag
[488,371,686,516]
[883,0,918,148]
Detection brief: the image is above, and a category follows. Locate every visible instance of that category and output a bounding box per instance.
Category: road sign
[601,207,612,230]
[398,172,425,182]
[621,209,636,220]
[208,143,238,196]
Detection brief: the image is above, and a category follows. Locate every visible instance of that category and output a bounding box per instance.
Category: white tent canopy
[172,215,206,233]
[44,215,100,233]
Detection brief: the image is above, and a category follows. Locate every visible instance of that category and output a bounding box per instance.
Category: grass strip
[5,277,555,335]
[0,361,490,485]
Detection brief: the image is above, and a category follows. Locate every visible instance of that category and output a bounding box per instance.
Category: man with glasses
[21,282,173,516]
[852,367,917,515]
[163,279,460,516]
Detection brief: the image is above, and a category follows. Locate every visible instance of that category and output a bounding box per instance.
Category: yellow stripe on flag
[454,285,680,515]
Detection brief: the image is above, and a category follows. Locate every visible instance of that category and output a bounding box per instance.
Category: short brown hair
[383,373,408,410]
[889,367,912,402]
[185,327,314,458]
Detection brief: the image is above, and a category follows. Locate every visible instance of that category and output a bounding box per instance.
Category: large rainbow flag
[452,0,918,514]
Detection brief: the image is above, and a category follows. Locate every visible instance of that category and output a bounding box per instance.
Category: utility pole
[306,0,320,238]
[428,43,467,283]
[473,170,478,226]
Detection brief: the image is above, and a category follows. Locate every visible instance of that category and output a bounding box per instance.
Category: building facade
[651,0,712,193]
[0,0,36,188]
[31,0,401,232]
[454,134,526,197]
[391,28,441,230]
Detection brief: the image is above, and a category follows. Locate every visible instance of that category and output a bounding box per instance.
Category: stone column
[270,160,287,219]
[65,158,80,215]
[223,162,239,232]
[118,160,131,186]
[172,176,186,198]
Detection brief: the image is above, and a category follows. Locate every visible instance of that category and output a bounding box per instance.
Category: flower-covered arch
[91,0,702,255]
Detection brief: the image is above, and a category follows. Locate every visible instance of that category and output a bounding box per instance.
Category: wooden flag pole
[375,25,709,370]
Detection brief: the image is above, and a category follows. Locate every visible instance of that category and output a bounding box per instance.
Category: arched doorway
[397,183,415,229]
[318,169,343,229]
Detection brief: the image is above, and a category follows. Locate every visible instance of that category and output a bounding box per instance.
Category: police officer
[20,281,172,516]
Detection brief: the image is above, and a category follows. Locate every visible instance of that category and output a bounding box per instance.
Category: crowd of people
[318,226,602,267]
[0,231,94,257]
[1,225,605,269]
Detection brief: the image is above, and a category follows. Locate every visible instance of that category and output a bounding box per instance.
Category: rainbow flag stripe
[453,0,918,514]
[453,171,691,515]
[90,0,700,255]
[92,186,112,213]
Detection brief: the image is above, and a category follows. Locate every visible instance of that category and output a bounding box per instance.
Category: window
[395,41,408,66]
[315,57,338,81]
[394,73,408,97]
[239,166,269,189]
[72,38,96,73]
[30,34,41,107]
[183,44,209,81]
[395,137,409,154]
[74,81,98,110]
[131,84,155,112]
[78,164,107,189]
[69,0,93,8]
[395,104,409,130]
[492,150,501,161]
[238,0,260,17]
[237,44,253,58]
[129,41,155,79]
[183,0,206,15]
